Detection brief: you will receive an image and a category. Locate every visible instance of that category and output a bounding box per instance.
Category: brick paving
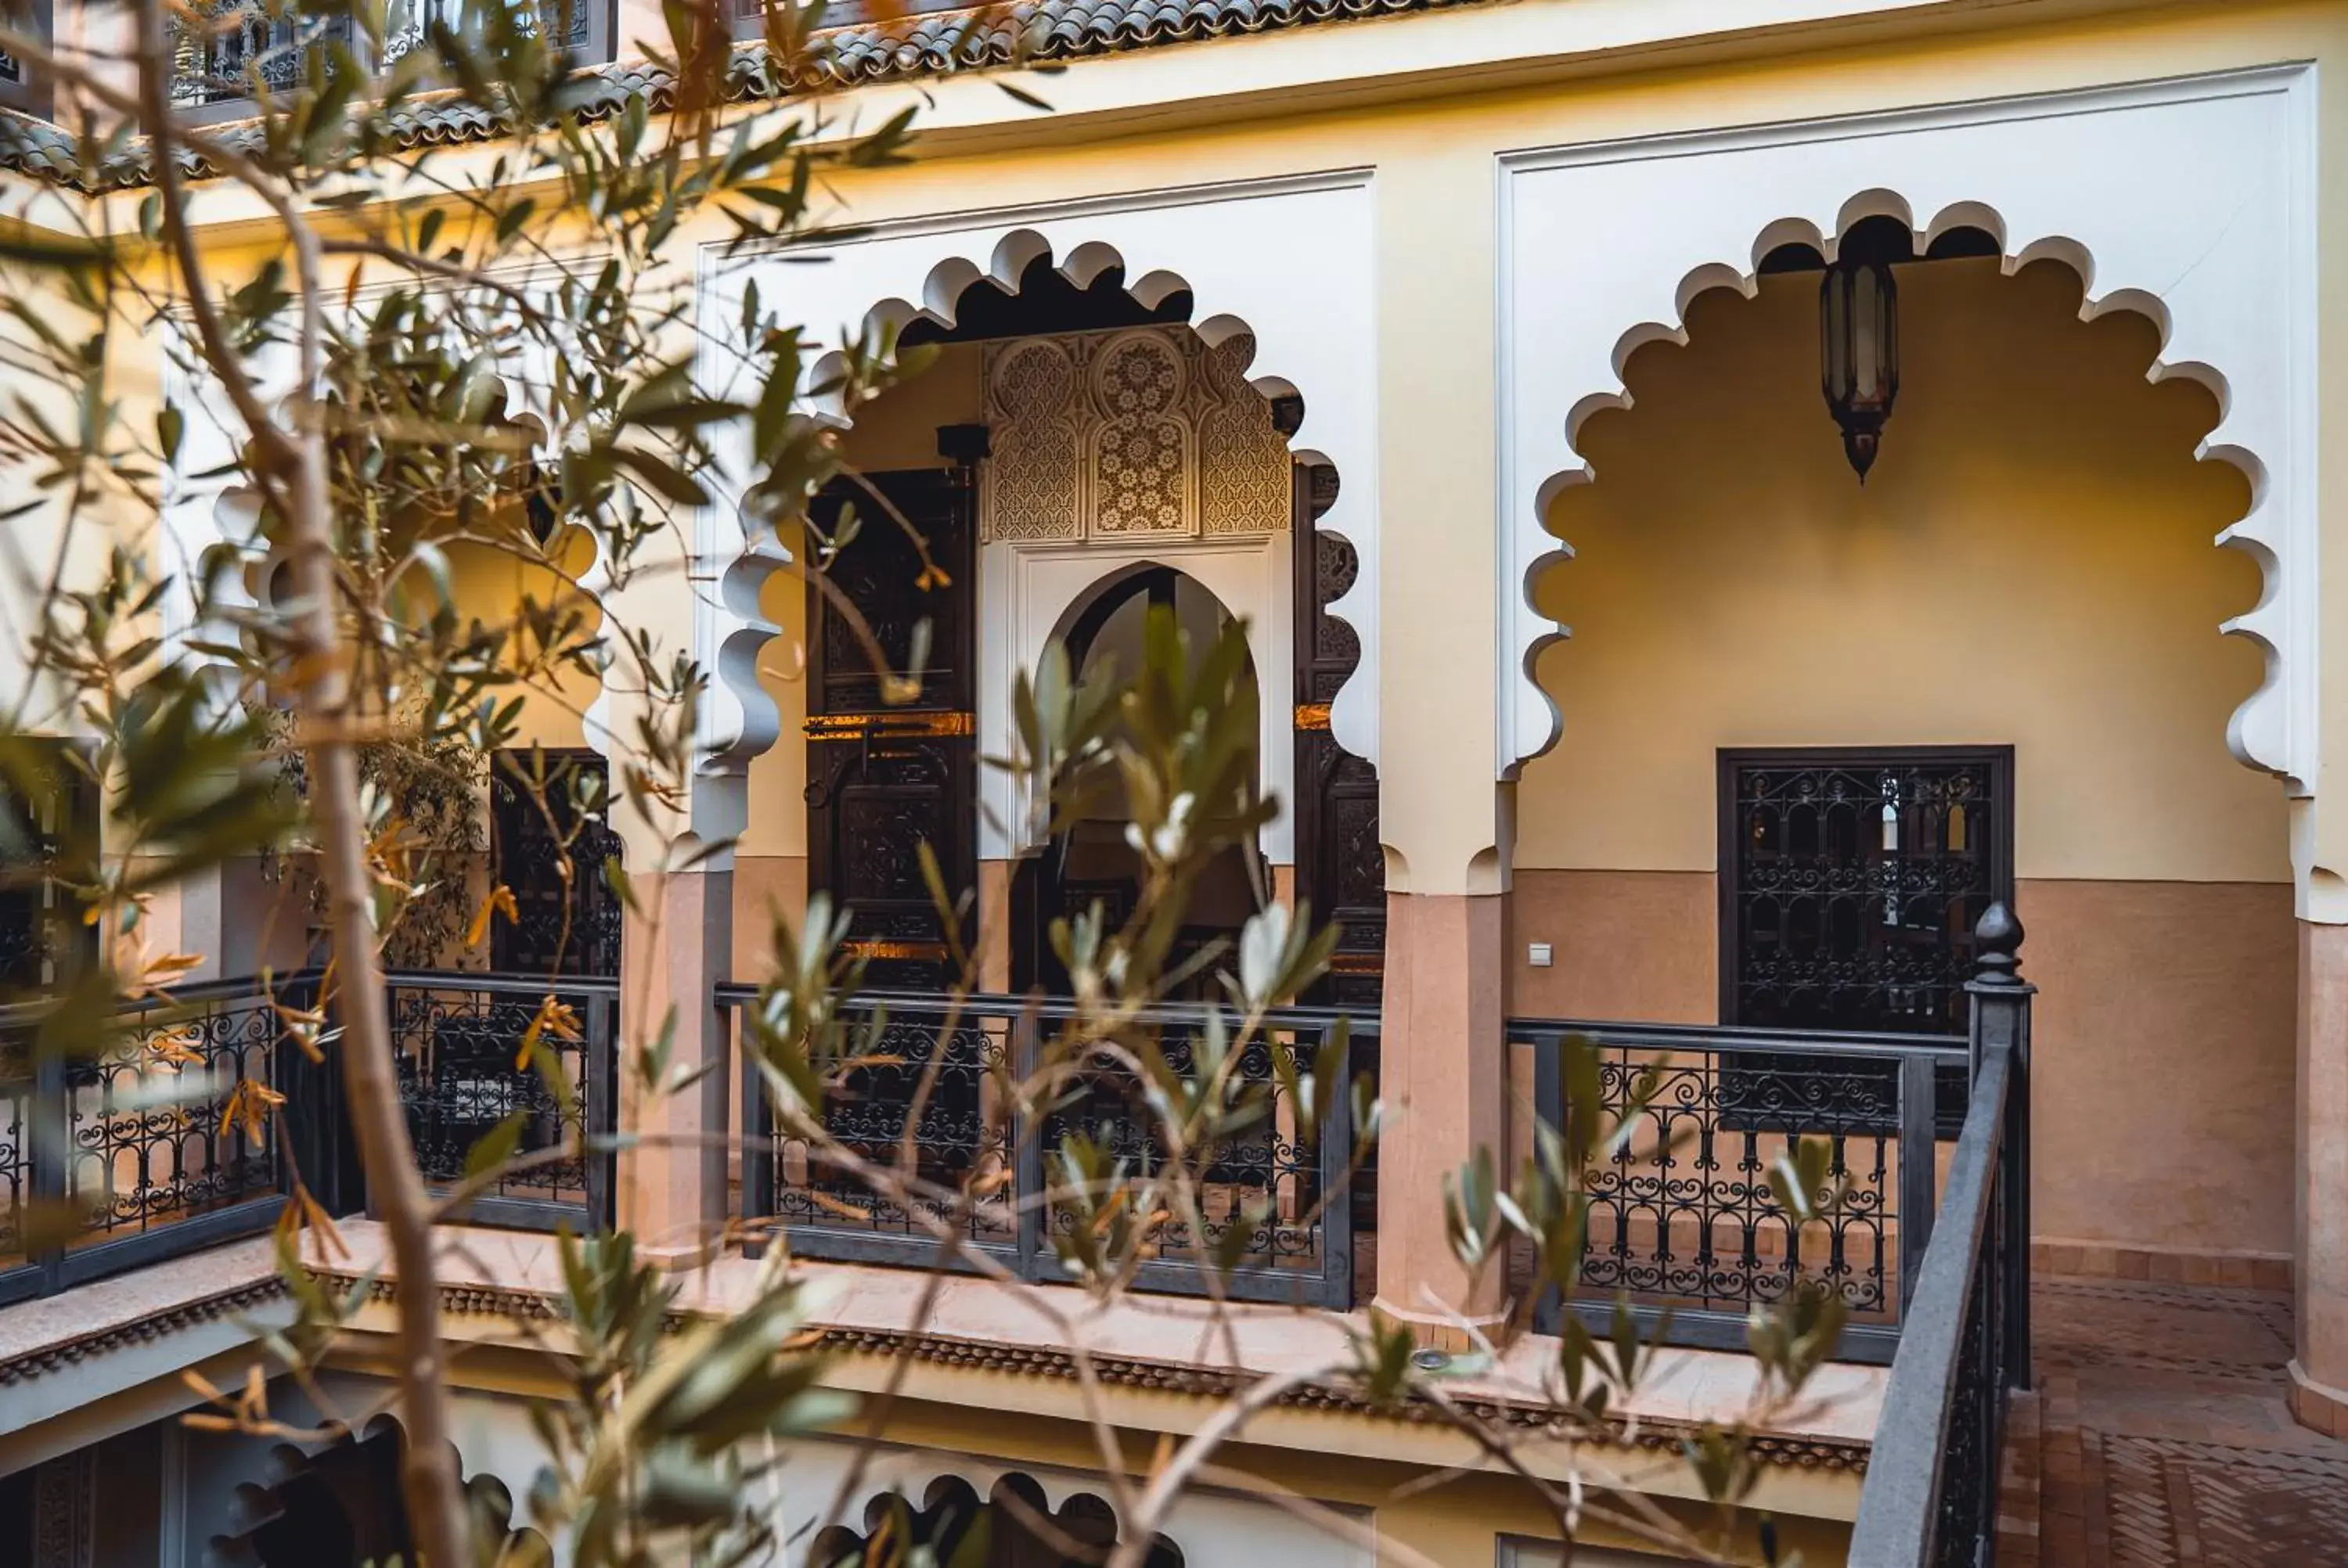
[1998,1273,2348,1566]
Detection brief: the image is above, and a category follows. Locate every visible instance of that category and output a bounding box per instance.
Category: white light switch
[1527,942,1554,968]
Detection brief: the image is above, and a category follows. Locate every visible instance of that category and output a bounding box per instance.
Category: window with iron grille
[1718,747,2011,1133]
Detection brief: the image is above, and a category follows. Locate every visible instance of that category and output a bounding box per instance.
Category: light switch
[1527,941,1554,968]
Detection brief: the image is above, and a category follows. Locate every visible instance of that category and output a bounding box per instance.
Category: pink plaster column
[1372,890,1508,1347]
[2293,920,2348,1436]
[618,862,734,1264]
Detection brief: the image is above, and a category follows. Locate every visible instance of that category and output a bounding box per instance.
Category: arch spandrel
[1500,66,2317,796]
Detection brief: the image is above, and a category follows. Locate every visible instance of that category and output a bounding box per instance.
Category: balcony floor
[1999,1271,2348,1566]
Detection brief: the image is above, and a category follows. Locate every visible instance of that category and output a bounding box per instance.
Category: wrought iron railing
[0,966,619,1304]
[383,969,618,1232]
[721,985,1364,1309]
[1518,1015,1966,1364]
[0,973,311,1307]
[1849,907,2033,1566]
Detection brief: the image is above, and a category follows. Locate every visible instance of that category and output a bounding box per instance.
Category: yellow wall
[444,530,603,753]
[1522,256,2277,883]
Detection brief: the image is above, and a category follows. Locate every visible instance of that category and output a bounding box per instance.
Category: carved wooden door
[805,469,978,991]
[1291,464,1385,1009]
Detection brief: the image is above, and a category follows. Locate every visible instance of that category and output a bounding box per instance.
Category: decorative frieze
[981,328,1290,545]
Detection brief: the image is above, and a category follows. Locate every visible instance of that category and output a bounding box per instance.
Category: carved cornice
[359,1276,1871,1476]
[0,1276,291,1386]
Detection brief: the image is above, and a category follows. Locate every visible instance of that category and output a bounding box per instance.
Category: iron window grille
[1717,746,2014,1137]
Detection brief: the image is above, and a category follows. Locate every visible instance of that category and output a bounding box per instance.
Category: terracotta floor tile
[2003,1275,2348,1565]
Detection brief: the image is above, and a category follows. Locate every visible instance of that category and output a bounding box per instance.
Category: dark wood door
[0,743,95,993]
[1292,463,1385,1009]
[491,749,621,977]
[805,469,977,990]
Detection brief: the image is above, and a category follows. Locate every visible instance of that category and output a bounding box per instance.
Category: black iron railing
[1518,1016,1966,1365]
[0,967,619,1304]
[1849,906,2033,1566]
[721,986,1364,1309]
[0,973,311,1307]
[383,969,618,1232]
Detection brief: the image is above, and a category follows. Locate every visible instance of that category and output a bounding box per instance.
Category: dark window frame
[1716,744,2014,1138]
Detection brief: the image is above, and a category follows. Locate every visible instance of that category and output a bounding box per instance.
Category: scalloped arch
[1499,66,2317,796]
[693,174,1380,798]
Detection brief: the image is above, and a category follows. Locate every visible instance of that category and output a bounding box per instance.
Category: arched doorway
[1010,563,1267,996]
[793,250,1381,1005]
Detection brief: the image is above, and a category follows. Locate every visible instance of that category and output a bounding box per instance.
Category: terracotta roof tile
[0,0,1464,190]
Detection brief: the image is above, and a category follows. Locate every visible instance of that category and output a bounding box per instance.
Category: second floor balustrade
[720,986,1367,1310]
[167,0,610,117]
[0,966,619,1304]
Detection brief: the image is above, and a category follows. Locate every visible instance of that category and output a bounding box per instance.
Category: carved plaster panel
[980,326,1290,544]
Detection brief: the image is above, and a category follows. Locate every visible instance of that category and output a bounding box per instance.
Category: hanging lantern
[1820,248,1900,482]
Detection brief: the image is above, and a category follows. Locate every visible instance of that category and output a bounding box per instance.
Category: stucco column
[2291,918,2348,1435]
[618,856,734,1262]
[1372,890,1508,1345]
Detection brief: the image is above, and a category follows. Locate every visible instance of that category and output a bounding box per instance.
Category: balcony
[0,968,618,1306]
[166,0,612,120]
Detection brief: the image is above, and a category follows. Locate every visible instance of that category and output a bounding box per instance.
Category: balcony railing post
[1966,901,2033,1393]
[729,992,772,1258]
[1316,1017,1356,1309]
[1530,1028,1562,1336]
[1897,1050,1938,1316]
[1013,1005,1043,1283]
[585,991,617,1230]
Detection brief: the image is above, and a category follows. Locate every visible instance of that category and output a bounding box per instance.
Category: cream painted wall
[1518,257,2285,885]
[673,0,2348,895]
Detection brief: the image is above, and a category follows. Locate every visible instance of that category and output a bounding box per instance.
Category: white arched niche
[692,172,1378,796]
[1498,64,2317,793]
[994,540,1294,865]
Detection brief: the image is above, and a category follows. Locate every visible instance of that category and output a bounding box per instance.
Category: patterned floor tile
[2008,1275,2348,1566]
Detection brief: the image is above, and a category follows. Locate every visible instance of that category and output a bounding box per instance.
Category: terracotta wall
[1507,258,2297,1260]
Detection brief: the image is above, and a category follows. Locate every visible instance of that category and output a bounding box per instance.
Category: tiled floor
[1999,1273,2348,1566]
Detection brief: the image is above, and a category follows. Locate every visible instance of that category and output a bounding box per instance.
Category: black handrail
[720,983,1370,1308]
[1848,902,2034,1566]
[1847,1038,2012,1565]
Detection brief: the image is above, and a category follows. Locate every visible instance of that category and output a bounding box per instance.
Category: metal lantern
[1820,249,1900,481]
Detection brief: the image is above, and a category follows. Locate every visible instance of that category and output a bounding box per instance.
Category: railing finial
[1972,901,2025,987]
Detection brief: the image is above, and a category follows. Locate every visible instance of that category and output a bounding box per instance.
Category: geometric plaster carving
[981,326,1292,543]
[693,171,1378,783]
[1500,65,2318,795]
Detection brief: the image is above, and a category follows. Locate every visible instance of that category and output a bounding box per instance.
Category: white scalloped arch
[693,173,1380,795]
[1500,65,2317,795]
